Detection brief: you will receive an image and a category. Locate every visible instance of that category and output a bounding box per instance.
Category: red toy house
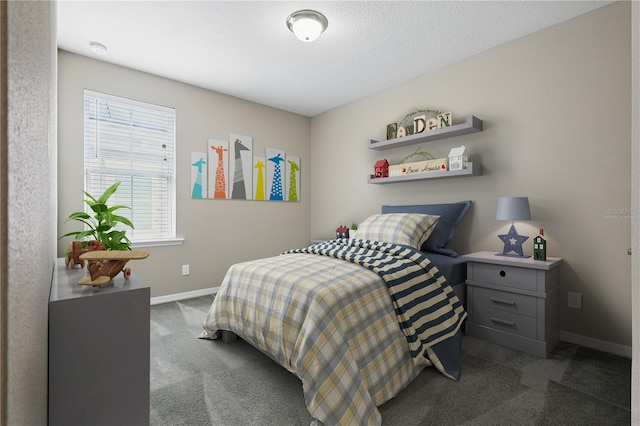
[374,159,389,178]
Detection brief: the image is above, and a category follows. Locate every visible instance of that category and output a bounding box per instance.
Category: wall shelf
[368,162,481,184]
[368,115,483,151]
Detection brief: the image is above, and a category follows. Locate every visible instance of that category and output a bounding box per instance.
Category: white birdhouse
[448,145,468,171]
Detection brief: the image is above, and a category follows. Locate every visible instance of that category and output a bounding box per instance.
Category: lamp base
[497,222,529,258]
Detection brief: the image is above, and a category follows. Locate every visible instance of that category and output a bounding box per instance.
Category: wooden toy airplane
[78,250,150,287]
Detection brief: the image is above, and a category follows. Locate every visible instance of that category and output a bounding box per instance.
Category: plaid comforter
[201,239,466,425]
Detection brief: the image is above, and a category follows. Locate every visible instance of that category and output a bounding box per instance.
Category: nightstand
[462,251,563,357]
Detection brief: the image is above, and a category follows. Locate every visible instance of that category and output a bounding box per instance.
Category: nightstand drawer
[470,263,537,292]
[473,287,536,317]
[472,305,536,339]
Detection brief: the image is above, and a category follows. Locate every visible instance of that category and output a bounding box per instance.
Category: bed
[200,201,471,426]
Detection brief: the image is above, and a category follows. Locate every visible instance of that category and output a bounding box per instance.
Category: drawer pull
[490,317,516,327]
[499,270,506,277]
[491,297,516,306]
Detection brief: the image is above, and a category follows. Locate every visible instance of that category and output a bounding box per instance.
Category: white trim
[131,237,185,248]
[560,330,632,358]
[84,89,176,113]
[150,287,218,306]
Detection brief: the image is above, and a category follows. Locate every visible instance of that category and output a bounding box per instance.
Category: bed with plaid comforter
[200,239,466,425]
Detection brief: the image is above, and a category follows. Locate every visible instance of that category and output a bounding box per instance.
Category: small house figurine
[336,224,349,239]
[448,145,468,171]
[533,226,547,261]
[374,159,389,178]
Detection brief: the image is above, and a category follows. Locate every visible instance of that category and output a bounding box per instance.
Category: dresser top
[462,251,563,270]
[51,258,149,302]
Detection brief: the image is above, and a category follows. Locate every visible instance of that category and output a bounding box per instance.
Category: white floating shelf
[368,163,481,184]
[368,115,483,151]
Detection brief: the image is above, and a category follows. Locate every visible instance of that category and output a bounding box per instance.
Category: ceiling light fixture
[286,9,328,42]
[89,41,108,55]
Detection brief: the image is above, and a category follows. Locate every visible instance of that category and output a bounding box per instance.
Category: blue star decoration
[498,223,529,257]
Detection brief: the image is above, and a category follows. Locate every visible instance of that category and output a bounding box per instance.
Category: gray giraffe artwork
[231,139,250,199]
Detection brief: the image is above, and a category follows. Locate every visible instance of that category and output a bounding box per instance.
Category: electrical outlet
[182,264,190,276]
[568,292,582,309]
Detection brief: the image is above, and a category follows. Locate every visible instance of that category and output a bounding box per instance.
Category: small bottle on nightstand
[533,225,547,261]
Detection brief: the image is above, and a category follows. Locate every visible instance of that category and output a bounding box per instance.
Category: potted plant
[349,222,358,239]
[60,181,135,268]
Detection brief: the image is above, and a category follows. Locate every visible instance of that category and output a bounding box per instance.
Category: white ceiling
[57,1,612,117]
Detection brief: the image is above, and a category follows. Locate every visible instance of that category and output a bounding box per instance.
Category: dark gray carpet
[150,296,631,425]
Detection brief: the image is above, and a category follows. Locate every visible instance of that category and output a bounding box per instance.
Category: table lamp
[496,196,531,258]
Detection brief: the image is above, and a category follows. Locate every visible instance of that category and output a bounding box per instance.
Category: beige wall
[5,1,57,424]
[57,51,311,298]
[310,2,632,347]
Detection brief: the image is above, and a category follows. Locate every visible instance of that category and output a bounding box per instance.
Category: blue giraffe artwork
[190,152,207,199]
[266,148,285,201]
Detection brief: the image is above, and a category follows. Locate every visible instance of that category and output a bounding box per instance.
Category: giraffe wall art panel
[285,156,300,202]
[266,148,286,201]
[253,155,266,201]
[194,137,300,202]
[190,151,208,199]
[229,133,253,200]
[208,139,229,199]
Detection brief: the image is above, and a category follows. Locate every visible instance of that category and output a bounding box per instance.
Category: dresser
[49,258,150,426]
[462,251,563,357]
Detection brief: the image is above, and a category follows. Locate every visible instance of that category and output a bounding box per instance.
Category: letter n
[437,112,452,128]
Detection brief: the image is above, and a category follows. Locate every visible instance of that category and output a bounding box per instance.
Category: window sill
[131,238,185,249]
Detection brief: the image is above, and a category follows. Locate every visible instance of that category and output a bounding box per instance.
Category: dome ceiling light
[286,9,328,42]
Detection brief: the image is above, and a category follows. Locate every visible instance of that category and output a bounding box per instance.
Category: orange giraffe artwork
[212,145,228,199]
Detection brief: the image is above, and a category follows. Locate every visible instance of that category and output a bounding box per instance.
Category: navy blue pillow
[381,201,471,257]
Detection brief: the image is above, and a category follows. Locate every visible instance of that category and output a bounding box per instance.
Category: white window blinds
[83,90,176,242]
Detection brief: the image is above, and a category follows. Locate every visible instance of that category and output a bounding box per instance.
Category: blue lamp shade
[496,196,532,258]
[496,197,531,221]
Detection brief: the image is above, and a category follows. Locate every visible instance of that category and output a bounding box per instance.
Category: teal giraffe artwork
[287,156,300,202]
[190,152,207,199]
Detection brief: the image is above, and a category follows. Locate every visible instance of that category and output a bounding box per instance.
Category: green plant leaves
[97,182,121,204]
[59,181,135,250]
[66,212,91,220]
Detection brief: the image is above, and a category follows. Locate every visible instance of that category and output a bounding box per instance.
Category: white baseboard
[560,330,632,358]
[150,287,219,306]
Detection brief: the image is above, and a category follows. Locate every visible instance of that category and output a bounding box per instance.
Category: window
[83,90,177,244]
